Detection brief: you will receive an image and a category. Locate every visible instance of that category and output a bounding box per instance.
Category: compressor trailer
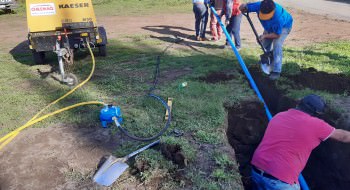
[26,0,107,86]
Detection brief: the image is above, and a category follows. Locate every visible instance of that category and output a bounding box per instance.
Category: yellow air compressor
[26,0,107,86]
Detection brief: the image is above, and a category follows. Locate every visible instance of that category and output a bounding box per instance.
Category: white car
[0,0,17,13]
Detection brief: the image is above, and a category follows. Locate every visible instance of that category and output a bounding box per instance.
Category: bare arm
[259,33,280,41]
[239,3,247,12]
[329,129,350,143]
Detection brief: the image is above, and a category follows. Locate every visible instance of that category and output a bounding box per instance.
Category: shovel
[93,139,160,186]
[243,12,274,74]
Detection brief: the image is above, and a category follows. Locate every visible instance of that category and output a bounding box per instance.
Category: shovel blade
[260,63,272,75]
[93,155,129,186]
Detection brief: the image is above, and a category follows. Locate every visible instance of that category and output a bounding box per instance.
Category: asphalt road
[275,0,350,21]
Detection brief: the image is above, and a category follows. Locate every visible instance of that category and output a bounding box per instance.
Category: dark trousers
[226,13,242,48]
[193,3,208,38]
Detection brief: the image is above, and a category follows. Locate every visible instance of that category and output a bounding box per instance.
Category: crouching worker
[251,94,350,190]
[239,0,293,80]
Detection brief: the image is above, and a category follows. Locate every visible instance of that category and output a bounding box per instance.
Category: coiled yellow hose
[0,39,104,151]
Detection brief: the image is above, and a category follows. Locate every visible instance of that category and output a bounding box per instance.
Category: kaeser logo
[59,3,89,9]
[30,3,56,16]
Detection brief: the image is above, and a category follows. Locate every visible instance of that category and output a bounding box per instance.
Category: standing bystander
[209,0,225,41]
[193,0,210,41]
[225,0,242,50]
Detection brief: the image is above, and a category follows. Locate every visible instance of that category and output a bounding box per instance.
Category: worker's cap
[259,0,276,20]
[298,94,326,115]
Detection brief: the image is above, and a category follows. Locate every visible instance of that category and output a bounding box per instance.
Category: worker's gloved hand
[239,4,248,12]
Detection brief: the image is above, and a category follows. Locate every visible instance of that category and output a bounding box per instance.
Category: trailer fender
[97,26,107,45]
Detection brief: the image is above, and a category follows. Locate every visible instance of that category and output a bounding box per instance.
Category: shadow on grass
[285,48,349,63]
[5,33,350,189]
[142,25,193,39]
[143,25,223,51]
[5,36,238,150]
[0,9,15,15]
[284,48,350,73]
[9,40,95,81]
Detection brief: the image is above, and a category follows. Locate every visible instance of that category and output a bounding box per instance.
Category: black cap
[260,0,276,14]
[297,94,326,116]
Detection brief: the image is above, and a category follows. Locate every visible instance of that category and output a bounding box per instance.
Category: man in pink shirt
[251,94,350,190]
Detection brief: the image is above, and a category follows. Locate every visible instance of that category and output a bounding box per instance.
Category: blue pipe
[210,7,310,190]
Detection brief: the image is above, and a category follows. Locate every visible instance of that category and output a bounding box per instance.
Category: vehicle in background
[0,0,17,13]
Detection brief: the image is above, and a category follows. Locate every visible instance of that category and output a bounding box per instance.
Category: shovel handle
[125,140,160,159]
[243,12,268,53]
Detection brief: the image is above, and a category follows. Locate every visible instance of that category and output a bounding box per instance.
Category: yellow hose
[0,101,104,151]
[0,40,103,151]
[27,40,97,123]
[0,132,19,151]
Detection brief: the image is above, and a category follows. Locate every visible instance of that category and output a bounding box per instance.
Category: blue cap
[299,94,326,115]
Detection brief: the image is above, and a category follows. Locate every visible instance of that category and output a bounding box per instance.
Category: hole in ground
[226,98,350,190]
[287,68,350,94]
[198,71,237,83]
[228,67,350,189]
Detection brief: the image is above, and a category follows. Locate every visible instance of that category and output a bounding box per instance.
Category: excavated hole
[287,68,350,94]
[226,68,350,190]
[160,143,187,168]
[198,71,236,83]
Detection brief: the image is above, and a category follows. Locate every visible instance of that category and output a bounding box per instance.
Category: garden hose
[0,40,104,151]
[114,94,171,141]
[0,101,104,151]
[27,39,98,123]
[115,49,173,141]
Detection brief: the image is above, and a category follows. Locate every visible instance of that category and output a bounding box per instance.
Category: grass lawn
[2,35,350,188]
[1,0,350,189]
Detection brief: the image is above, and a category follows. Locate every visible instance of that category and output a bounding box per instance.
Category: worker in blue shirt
[240,0,293,80]
[193,0,210,41]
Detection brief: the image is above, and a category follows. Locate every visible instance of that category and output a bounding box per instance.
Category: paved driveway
[275,0,350,21]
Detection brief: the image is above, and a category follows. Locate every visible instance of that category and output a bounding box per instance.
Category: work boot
[200,37,210,41]
[223,42,230,49]
[269,72,280,80]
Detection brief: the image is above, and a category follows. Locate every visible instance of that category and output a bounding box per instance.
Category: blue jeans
[251,168,300,190]
[261,27,292,73]
[193,3,208,38]
[226,14,242,48]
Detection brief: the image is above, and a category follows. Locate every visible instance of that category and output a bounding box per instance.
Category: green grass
[93,0,191,16]
[1,12,350,188]
[283,41,350,75]
[9,0,191,16]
